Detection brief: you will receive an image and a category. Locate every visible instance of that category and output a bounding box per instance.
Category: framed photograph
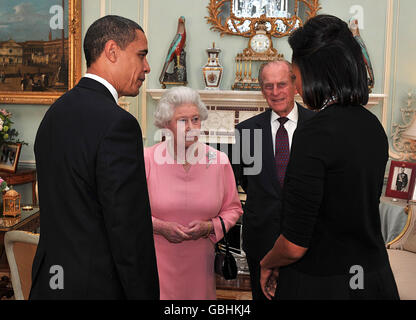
[0,0,82,105]
[386,161,416,200]
[0,143,22,173]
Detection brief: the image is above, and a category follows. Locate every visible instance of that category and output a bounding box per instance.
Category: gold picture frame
[0,0,82,105]
[0,143,22,173]
[206,0,321,38]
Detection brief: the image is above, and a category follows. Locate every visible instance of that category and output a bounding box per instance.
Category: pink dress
[144,141,243,300]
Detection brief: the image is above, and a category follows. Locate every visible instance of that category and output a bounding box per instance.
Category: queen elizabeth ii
[144,86,243,300]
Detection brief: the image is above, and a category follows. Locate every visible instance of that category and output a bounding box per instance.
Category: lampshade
[402,116,416,140]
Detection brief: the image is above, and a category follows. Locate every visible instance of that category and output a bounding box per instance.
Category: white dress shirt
[271,102,299,155]
[83,73,119,103]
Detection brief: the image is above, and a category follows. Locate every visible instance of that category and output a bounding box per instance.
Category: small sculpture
[349,18,375,92]
[159,16,187,88]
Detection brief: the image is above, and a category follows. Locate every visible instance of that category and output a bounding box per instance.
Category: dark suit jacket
[396,172,408,191]
[30,78,159,299]
[234,103,315,261]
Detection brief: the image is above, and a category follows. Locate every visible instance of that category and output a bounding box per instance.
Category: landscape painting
[0,0,82,105]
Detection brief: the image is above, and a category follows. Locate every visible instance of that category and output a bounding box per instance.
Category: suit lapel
[257,103,311,195]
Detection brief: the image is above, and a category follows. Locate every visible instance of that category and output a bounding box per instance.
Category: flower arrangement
[0,178,9,192]
[0,109,26,147]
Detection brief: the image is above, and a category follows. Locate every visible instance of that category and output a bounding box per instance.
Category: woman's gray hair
[154,86,208,128]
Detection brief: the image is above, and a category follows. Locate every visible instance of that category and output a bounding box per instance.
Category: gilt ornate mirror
[206,0,321,38]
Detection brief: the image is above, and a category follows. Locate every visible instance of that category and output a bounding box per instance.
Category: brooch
[206,151,217,168]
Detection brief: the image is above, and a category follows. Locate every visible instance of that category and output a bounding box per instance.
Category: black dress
[277,104,399,300]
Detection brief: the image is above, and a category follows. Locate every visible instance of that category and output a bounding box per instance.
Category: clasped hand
[161,220,212,243]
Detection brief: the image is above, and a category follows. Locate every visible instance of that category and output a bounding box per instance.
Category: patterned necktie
[275,117,289,187]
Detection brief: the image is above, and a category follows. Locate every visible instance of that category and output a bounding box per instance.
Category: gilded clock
[249,33,271,54]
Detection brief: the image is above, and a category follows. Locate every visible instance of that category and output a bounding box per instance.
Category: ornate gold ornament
[206,1,320,90]
[3,188,21,217]
[232,21,283,90]
[206,0,321,38]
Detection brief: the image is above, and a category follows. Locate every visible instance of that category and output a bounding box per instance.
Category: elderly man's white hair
[154,86,208,128]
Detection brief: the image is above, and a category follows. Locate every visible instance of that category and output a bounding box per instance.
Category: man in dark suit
[234,60,315,300]
[30,16,159,299]
[396,167,408,192]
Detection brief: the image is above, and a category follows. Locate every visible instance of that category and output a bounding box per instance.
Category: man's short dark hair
[288,14,369,110]
[84,15,144,68]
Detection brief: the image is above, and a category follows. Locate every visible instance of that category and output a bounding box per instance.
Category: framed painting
[385,161,416,200]
[0,0,82,105]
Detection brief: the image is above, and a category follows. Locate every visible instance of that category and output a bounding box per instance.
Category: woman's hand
[153,218,192,243]
[162,222,192,243]
[186,220,213,240]
[260,266,279,300]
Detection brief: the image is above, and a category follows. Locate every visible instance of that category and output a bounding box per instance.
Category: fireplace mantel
[147,89,386,108]
[147,89,386,143]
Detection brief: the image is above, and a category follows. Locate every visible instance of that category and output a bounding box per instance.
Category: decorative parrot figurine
[159,16,187,84]
[349,18,375,90]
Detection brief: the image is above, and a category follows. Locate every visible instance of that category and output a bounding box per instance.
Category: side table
[216,273,252,300]
[0,168,37,206]
[380,196,409,244]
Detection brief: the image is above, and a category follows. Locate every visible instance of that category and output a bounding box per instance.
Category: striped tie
[275,117,289,187]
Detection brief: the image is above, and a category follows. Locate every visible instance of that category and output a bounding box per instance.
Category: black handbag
[214,216,237,280]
